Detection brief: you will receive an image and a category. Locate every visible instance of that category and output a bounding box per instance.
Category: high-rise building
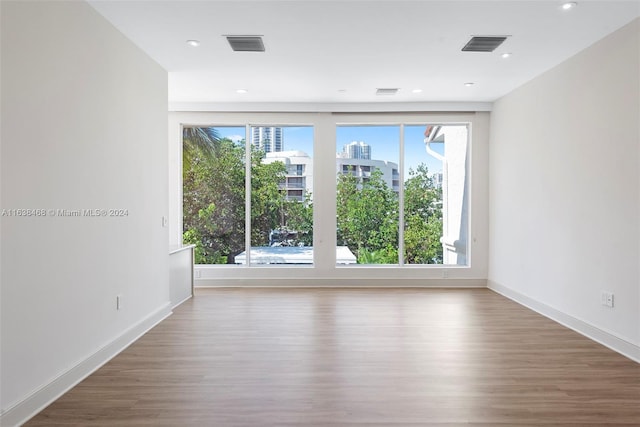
[342,141,371,160]
[252,127,283,152]
[337,141,397,192]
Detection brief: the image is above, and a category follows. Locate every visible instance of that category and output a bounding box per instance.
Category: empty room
[1,0,639,426]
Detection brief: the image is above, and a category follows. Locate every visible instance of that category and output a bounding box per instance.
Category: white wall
[489,19,640,360]
[0,1,170,424]
[169,111,490,285]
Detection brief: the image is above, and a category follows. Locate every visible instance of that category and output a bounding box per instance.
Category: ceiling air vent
[462,36,508,52]
[376,88,399,96]
[226,36,265,52]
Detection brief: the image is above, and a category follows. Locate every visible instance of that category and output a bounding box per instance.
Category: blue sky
[337,125,444,176]
[214,125,444,180]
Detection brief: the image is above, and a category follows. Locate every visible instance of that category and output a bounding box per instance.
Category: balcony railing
[285,182,305,189]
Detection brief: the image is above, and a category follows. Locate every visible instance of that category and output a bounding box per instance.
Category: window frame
[169,110,487,284]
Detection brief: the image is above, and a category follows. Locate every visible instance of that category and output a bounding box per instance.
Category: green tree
[250,149,287,246]
[183,127,314,264]
[281,192,314,246]
[184,128,442,266]
[403,164,443,264]
[183,128,246,264]
[336,168,398,263]
[336,163,443,265]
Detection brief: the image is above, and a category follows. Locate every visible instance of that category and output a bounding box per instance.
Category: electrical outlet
[601,291,614,308]
[194,269,201,279]
[442,270,449,279]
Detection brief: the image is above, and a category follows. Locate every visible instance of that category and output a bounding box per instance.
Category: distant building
[342,141,371,159]
[336,158,400,193]
[263,150,313,201]
[252,126,283,152]
[431,171,443,189]
[337,141,398,193]
[262,143,401,200]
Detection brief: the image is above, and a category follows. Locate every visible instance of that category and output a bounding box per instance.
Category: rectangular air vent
[462,36,508,52]
[226,36,265,52]
[376,88,399,95]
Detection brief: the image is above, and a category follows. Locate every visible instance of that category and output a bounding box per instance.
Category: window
[287,189,304,201]
[287,177,304,188]
[182,126,246,264]
[336,125,400,264]
[182,125,314,265]
[252,126,313,264]
[404,124,468,265]
[335,123,469,265]
[177,114,472,272]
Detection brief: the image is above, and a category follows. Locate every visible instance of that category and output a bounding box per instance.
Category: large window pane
[183,120,469,269]
[336,125,399,265]
[404,125,468,265]
[249,126,314,265]
[182,126,246,265]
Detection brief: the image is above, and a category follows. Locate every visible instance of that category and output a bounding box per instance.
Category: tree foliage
[250,149,287,246]
[281,193,314,246]
[403,164,443,264]
[336,168,399,263]
[183,128,245,264]
[183,127,442,265]
[183,127,313,263]
[336,163,443,264]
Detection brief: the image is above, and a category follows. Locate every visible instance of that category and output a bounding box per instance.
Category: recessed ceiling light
[236,89,248,94]
[338,89,347,93]
[464,82,475,87]
[501,53,512,59]
[412,89,423,93]
[186,40,200,47]
[561,2,577,10]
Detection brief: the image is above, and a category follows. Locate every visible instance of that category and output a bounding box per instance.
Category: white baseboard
[172,293,193,309]
[0,303,173,427]
[488,280,640,363]
[195,277,487,288]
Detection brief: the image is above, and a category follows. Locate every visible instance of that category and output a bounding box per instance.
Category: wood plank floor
[26,288,640,426]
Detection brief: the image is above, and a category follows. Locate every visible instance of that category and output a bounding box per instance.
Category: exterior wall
[336,158,400,193]
[0,1,169,424]
[489,19,640,360]
[264,150,314,200]
[439,126,469,265]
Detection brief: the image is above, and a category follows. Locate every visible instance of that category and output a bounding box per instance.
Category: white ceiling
[88,0,640,107]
